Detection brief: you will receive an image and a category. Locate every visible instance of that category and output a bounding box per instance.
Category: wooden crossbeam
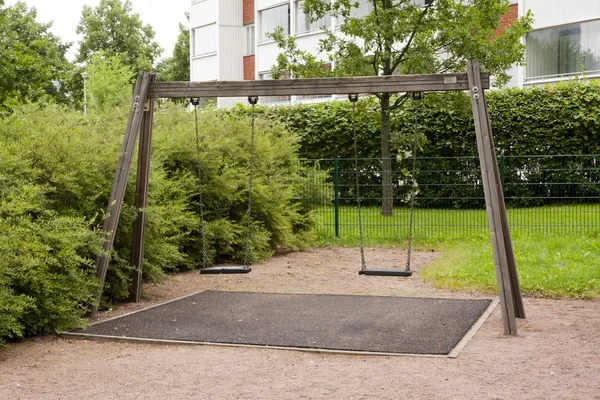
[147,73,490,98]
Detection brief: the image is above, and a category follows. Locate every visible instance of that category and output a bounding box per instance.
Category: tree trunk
[380,93,393,216]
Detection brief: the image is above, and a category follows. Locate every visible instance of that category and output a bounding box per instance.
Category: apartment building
[190,0,354,106]
[517,0,600,87]
[189,0,600,106]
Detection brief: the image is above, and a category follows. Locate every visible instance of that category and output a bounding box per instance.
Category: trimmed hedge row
[247,81,600,207]
[256,80,600,159]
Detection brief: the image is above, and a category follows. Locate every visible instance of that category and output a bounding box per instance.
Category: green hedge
[0,102,312,343]
[255,80,600,159]
[248,81,600,206]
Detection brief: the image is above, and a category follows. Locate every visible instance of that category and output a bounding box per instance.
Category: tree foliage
[273,0,532,83]
[85,52,135,112]
[76,0,162,73]
[0,0,72,111]
[156,14,190,82]
[269,0,532,215]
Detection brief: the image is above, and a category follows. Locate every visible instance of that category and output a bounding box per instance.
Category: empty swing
[351,92,422,277]
[191,96,259,274]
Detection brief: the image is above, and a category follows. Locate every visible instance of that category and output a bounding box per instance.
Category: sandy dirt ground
[1,247,599,400]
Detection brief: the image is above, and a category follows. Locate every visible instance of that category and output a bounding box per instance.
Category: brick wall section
[243,55,255,80]
[495,3,518,35]
[243,0,254,25]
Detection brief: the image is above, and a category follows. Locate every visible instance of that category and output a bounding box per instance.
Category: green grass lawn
[311,205,600,298]
[420,234,600,299]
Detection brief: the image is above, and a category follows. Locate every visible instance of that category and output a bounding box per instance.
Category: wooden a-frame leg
[130,74,156,302]
[91,72,152,316]
[466,60,525,336]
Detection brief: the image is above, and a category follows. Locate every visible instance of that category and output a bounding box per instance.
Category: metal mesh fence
[299,155,600,240]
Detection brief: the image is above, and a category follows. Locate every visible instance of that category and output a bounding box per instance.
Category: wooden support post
[91,72,152,316]
[130,74,157,302]
[466,60,525,336]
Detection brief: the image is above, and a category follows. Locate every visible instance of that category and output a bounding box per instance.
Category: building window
[337,0,372,26]
[296,0,331,34]
[351,0,373,18]
[259,3,290,42]
[526,20,600,82]
[246,24,255,55]
[193,23,217,56]
[415,0,433,6]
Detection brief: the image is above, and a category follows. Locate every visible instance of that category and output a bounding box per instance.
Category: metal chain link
[405,93,421,272]
[350,94,367,271]
[243,97,258,268]
[192,102,208,270]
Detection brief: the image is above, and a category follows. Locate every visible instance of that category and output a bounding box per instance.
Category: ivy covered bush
[0,102,313,344]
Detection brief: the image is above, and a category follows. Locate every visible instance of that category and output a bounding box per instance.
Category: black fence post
[334,158,340,238]
[500,153,505,194]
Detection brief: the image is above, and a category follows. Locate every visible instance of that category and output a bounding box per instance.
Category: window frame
[192,23,218,57]
[245,24,256,56]
[258,3,290,43]
[525,19,600,83]
[295,0,331,35]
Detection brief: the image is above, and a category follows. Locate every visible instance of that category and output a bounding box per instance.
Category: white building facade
[189,0,600,106]
[190,0,426,106]
[189,0,337,106]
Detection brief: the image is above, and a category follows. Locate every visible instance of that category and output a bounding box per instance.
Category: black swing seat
[200,266,252,275]
[359,269,412,277]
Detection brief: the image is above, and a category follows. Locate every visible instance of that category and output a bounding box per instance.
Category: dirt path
[1,247,599,399]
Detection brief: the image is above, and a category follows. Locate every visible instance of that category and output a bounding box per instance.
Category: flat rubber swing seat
[200,266,252,275]
[359,269,412,277]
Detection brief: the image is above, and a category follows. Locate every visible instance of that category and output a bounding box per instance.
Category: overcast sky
[6,0,190,62]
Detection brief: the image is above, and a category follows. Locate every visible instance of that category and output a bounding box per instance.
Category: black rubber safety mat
[74,291,492,355]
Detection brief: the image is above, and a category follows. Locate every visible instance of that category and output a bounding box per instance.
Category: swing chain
[349,94,367,271]
[406,92,421,272]
[243,96,258,267]
[191,98,208,269]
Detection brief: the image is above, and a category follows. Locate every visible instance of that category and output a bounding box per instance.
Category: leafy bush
[0,101,313,343]
[259,80,600,159]
[151,104,313,265]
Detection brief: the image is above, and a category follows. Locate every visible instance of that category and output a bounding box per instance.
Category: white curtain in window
[260,4,289,41]
[246,24,255,55]
[194,24,217,56]
[352,0,373,18]
[296,0,331,34]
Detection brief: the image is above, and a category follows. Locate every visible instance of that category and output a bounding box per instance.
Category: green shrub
[151,104,314,265]
[0,101,313,343]
[255,81,600,208]
[258,80,600,159]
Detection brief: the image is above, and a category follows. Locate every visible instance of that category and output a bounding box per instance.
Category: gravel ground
[1,247,598,400]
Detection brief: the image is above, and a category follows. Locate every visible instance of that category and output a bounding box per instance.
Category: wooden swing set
[92,60,525,336]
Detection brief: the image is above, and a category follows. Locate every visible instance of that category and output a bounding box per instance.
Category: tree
[0,0,72,111]
[85,52,135,112]
[76,0,162,73]
[156,14,190,82]
[269,0,532,216]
